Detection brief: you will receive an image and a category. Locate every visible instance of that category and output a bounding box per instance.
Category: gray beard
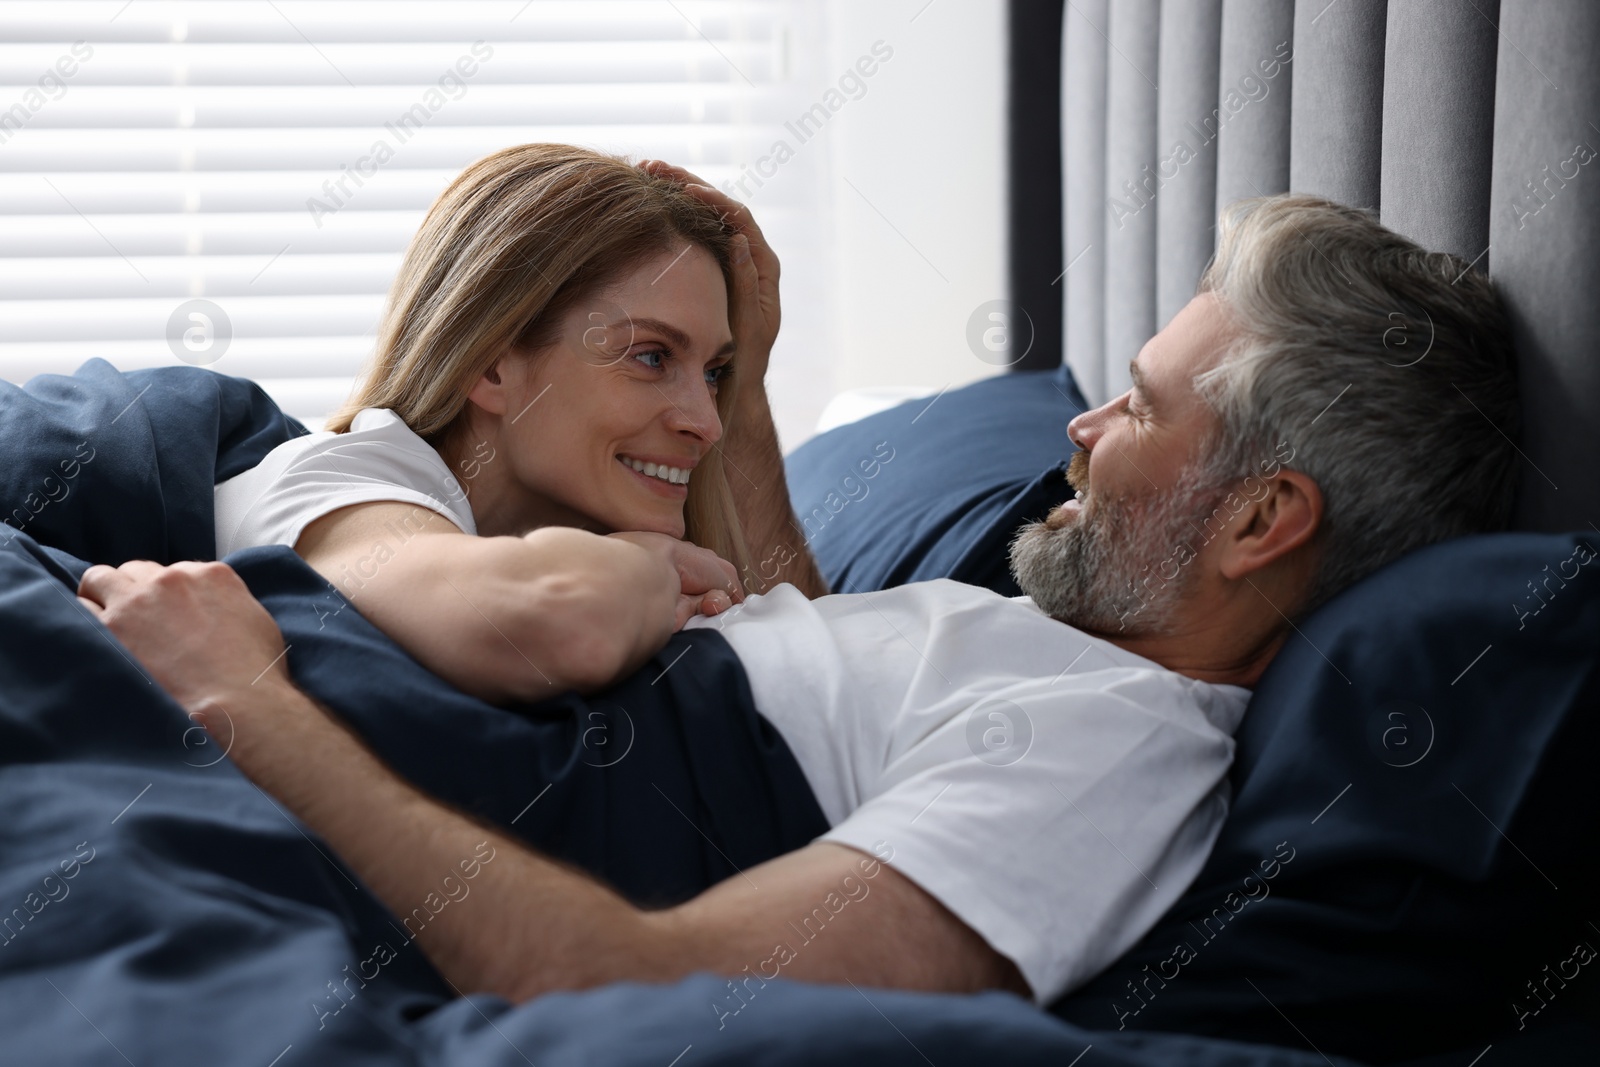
[1009,476,1218,638]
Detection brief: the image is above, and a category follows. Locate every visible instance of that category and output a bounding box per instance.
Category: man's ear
[1215,469,1323,581]
[464,353,513,417]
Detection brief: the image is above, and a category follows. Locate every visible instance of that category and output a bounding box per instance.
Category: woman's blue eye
[632,348,725,387]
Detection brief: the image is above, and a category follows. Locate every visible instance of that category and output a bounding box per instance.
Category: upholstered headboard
[1043,0,1598,533]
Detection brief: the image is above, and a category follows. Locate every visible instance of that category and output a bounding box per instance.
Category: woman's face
[469,244,734,539]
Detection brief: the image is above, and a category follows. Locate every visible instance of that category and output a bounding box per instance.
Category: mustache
[1066,450,1090,494]
[1042,450,1094,531]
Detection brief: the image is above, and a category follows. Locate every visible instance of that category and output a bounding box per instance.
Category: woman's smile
[617,453,695,497]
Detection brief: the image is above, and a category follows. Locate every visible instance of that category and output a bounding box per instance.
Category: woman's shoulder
[250,407,432,467]
[214,407,476,555]
[344,407,410,436]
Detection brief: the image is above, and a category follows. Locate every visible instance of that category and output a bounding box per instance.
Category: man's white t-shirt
[213,414,1251,1004]
[214,408,476,557]
[686,581,1250,1005]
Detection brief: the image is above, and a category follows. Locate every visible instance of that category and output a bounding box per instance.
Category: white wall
[827,0,1007,390]
[758,0,1008,450]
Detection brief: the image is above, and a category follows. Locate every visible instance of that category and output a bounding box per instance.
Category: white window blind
[0,0,829,439]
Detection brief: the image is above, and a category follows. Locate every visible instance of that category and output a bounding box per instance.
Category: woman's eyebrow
[614,317,736,358]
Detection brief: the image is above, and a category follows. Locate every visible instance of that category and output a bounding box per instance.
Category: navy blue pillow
[1052,530,1600,1064]
[0,358,305,565]
[783,363,1087,596]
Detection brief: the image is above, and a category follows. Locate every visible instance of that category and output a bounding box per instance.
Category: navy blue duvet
[0,361,1594,1065]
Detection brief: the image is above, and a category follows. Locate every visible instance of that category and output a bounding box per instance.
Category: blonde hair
[327,144,750,573]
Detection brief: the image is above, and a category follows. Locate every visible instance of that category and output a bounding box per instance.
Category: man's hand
[606,531,745,629]
[77,560,291,721]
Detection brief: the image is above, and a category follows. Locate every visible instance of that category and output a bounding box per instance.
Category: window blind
[0,0,814,430]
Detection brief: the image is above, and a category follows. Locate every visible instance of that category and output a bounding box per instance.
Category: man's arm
[211,684,1023,1002]
[78,561,1022,1002]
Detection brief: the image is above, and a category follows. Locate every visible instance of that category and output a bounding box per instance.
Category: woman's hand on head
[638,161,828,605]
[637,159,780,390]
[606,530,744,629]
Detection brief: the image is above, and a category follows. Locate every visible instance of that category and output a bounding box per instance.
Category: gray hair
[1192,194,1520,615]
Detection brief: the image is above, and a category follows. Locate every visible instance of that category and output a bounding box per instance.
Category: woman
[215,145,826,705]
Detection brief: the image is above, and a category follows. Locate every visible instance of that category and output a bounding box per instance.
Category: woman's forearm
[723,387,828,598]
[299,505,679,704]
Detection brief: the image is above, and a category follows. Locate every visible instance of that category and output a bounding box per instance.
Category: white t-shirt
[214,408,476,557]
[216,417,1248,1002]
[686,580,1250,1005]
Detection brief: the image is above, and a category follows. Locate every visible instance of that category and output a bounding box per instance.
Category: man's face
[1010,294,1234,636]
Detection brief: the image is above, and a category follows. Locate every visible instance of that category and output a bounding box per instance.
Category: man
[76,195,1519,1011]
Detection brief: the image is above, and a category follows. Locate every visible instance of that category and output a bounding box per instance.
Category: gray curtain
[1059,0,1599,532]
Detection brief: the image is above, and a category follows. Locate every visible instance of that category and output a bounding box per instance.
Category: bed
[2,1,1597,1064]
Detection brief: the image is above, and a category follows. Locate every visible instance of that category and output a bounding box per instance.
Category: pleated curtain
[1059,0,1599,532]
